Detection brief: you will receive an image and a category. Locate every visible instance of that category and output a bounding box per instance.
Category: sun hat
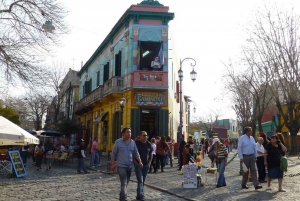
[212,138,220,145]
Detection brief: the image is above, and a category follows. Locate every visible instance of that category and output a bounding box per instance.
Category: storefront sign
[133,92,167,106]
[8,150,27,178]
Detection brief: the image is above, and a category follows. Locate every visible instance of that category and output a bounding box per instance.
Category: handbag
[280,156,288,172]
[208,145,216,159]
[34,148,43,157]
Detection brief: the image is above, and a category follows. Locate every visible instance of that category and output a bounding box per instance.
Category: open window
[139,41,162,71]
[103,62,109,83]
[115,51,122,76]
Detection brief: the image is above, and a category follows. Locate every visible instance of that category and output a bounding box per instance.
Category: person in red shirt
[90,137,101,167]
[225,138,230,153]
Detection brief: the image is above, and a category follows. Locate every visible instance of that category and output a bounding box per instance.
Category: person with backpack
[44,139,54,170]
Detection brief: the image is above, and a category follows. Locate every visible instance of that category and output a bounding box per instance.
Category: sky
[10,0,300,120]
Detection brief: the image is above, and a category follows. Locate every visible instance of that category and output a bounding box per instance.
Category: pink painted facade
[128,5,169,12]
[123,70,168,89]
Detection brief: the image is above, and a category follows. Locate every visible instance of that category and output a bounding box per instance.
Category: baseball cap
[212,138,220,145]
[80,139,84,142]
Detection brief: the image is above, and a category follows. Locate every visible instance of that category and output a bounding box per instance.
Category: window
[82,84,85,97]
[103,62,109,83]
[115,51,122,77]
[139,41,162,71]
[84,79,92,95]
[96,71,100,87]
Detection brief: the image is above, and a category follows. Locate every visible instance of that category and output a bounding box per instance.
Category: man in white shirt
[256,137,266,183]
[238,127,262,190]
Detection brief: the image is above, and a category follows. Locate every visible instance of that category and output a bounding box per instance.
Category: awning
[93,112,109,125]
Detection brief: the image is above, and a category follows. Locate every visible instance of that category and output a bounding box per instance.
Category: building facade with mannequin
[74,0,188,153]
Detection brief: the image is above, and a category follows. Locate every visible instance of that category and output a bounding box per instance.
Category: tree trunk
[290,132,298,155]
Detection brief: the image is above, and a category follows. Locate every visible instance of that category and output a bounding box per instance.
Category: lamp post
[187,101,196,134]
[178,58,197,140]
[119,98,126,138]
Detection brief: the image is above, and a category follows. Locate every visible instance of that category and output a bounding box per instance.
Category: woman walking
[163,137,174,167]
[148,138,156,173]
[212,138,228,188]
[155,136,169,173]
[264,135,287,192]
[44,140,54,170]
[34,142,44,170]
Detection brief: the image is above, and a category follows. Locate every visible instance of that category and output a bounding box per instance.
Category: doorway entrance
[140,108,159,139]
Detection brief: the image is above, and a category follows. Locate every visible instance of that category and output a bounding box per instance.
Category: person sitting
[151,56,161,70]
[60,144,66,152]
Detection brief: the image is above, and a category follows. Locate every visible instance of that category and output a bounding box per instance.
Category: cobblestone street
[0,150,299,201]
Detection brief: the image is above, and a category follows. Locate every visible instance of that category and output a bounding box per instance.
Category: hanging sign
[8,150,27,178]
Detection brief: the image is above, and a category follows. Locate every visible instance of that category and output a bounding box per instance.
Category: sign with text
[8,150,27,178]
[132,92,167,106]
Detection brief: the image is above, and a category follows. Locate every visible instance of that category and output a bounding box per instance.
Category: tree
[0,0,68,87]
[55,119,82,138]
[0,104,20,124]
[191,109,223,138]
[24,92,52,130]
[235,6,300,155]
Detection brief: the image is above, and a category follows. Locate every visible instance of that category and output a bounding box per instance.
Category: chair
[52,151,60,164]
[57,152,68,165]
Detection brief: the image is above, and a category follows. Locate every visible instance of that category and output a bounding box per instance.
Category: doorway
[140,108,159,139]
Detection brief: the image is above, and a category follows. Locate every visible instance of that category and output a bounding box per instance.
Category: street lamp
[178,58,197,140]
[187,100,197,134]
[188,101,196,114]
[119,97,126,138]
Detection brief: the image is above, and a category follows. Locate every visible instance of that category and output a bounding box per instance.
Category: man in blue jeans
[134,131,153,201]
[111,128,143,201]
[77,139,90,174]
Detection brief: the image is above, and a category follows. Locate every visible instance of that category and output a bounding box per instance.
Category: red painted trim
[139,19,162,25]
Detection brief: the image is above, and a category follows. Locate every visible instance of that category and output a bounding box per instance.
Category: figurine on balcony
[151,56,161,70]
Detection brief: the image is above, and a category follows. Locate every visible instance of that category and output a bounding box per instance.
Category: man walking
[77,139,90,174]
[238,127,262,190]
[177,134,186,170]
[256,137,266,183]
[134,131,153,201]
[111,128,143,201]
[90,137,101,168]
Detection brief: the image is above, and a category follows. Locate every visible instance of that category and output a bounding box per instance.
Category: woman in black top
[264,135,287,192]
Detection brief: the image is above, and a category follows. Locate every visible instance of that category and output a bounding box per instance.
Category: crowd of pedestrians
[108,125,289,200]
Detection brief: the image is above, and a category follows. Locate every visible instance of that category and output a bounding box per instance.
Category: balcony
[74,86,103,115]
[103,76,124,96]
[123,70,168,89]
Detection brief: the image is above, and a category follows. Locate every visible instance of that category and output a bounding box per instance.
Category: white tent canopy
[0,116,39,146]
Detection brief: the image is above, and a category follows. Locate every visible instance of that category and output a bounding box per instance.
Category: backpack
[280,156,288,172]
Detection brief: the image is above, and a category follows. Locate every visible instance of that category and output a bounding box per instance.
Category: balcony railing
[123,70,168,89]
[74,86,104,113]
[103,76,124,95]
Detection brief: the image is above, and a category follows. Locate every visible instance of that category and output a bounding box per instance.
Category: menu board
[8,150,27,178]
[182,164,198,188]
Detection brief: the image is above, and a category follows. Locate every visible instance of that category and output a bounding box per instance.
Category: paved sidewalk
[1,150,299,200]
[89,150,300,201]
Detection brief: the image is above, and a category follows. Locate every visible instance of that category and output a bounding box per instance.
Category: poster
[8,150,27,178]
[182,164,197,188]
